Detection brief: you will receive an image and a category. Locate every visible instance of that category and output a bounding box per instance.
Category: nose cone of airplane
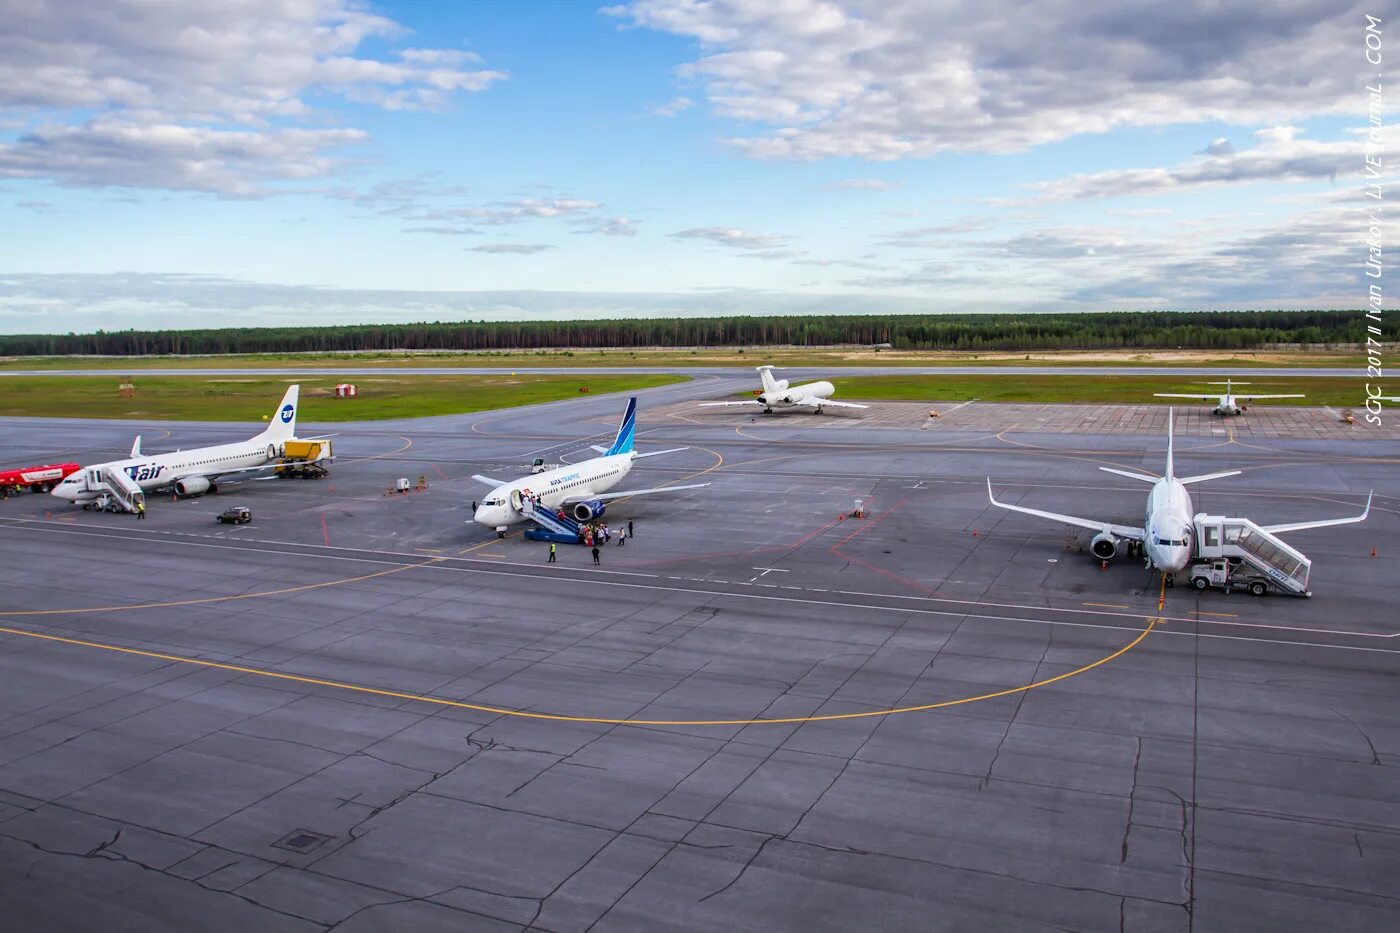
[1158,546,1192,574]
[50,483,76,501]
[471,505,508,527]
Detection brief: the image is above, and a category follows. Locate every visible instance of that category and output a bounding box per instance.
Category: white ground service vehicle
[1188,558,1307,598]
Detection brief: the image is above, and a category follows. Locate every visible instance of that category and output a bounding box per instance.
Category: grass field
[0,347,1371,371]
[832,374,1386,407]
[0,374,686,421]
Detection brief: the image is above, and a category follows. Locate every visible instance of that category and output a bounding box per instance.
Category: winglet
[605,397,638,456]
[986,477,999,506]
[130,435,142,458]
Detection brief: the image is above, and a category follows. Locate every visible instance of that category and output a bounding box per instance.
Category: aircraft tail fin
[257,384,300,443]
[130,436,142,458]
[605,397,638,456]
[1164,408,1175,481]
[757,365,780,394]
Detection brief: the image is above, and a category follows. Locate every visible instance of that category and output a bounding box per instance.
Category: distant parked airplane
[699,365,868,414]
[1153,378,1303,416]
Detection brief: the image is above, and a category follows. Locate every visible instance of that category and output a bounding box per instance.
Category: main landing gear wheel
[1165,574,1175,588]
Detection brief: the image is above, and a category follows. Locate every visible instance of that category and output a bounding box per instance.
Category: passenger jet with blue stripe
[470,397,708,536]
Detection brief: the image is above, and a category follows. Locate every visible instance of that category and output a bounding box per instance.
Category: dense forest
[0,311,1390,356]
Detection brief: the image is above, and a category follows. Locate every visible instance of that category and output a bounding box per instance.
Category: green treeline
[0,311,1389,356]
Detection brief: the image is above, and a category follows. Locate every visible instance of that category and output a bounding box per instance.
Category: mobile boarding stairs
[81,466,146,514]
[1191,514,1311,597]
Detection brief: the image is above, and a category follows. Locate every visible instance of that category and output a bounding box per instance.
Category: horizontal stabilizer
[590,444,610,453]
[471,474,508,487]
[633,446,689,459]
[1099,466,1158,483]
[1178,469,1242,485]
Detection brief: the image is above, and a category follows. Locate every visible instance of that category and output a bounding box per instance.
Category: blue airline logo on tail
[280,404,295,423]
[606,398,638,456]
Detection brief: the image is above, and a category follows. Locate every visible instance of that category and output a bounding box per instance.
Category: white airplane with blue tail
[471,397,709,536]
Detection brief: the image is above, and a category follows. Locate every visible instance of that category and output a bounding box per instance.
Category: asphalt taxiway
[1,380,1396,932]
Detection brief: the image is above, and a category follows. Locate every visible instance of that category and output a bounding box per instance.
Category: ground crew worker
[548,542,556,563]
[592,546,600,565]
[136,501,146,520]
[627,519,634,537]
[617,528,626,546]
[471,500,477,514]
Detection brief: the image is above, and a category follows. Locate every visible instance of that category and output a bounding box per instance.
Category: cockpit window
[1155,538,1188,547]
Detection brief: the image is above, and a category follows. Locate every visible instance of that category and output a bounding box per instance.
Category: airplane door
[510,489,524,511]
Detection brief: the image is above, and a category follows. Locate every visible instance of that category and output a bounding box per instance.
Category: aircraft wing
[806,398,869,409]
[1259,491,1372,535]
[170,463,281,485]
[986,479,1145,540]
[699,400,760,407]
[1235,394,1305,400]
[471,474,509,487]
[562,482,709,503]
[1152,393,1217,400]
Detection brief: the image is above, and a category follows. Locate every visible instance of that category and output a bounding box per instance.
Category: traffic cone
[971,529,978,537]
[1099,560,1109,571]
[1371,548,1377,557]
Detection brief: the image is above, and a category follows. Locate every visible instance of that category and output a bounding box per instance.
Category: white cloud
[0,119,366,195]
[821,178,904,191]
[469,243,555,254]
[0,272,1012,332]
[608,0,1366,160]
[0,1,504,193]
[1014,125,1395,203]
[424,198,602,226]
[654,96,693,116]
[671,226,788,249]
[572,215,640,236]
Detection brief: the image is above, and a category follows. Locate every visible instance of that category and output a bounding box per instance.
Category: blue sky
[0,1,1387,331]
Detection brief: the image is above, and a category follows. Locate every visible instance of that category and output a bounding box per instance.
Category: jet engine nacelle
[175,476,211,497]
[572,499,607,521]
[772,378,789,391]
[1090,532,1119,560]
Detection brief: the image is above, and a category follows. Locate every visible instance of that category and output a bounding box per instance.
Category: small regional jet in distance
[700,365,868,415]
[1153,378,1303,416]
[53,385,303,504]
[471,397,709,535]
[986,409,1370,579]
